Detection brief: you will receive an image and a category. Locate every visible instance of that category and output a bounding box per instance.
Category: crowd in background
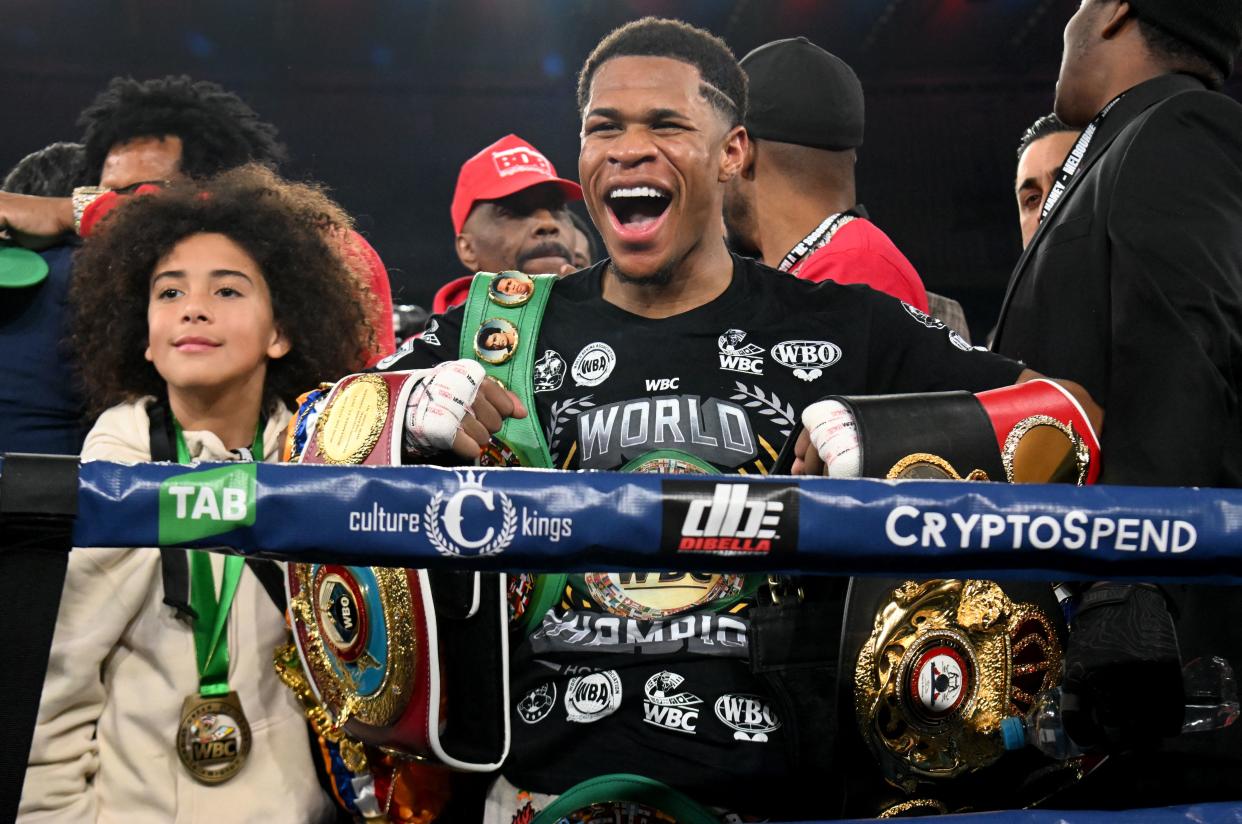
[2,1,1242,822]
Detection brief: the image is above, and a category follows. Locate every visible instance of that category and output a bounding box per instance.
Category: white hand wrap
[801,399,862,478]
[403,359,486,457]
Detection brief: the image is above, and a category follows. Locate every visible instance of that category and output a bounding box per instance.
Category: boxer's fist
[403,360,526,461]
[793,399,861,478]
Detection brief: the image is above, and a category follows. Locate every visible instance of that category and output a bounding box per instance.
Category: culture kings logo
[421,470,572,558]
[660,480,799,556]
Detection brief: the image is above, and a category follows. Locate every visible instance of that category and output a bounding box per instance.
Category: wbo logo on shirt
[158,464,257,545]
[770,339,842,383]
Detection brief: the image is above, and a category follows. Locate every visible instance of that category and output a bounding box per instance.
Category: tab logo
[660,480,798,556]
[159,464,257,545]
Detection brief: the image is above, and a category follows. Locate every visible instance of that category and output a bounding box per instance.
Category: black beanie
[1129,0,1242,79]
[741,37,864,150]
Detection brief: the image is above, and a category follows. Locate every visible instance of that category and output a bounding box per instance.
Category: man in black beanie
[992,0,1242,808]
[722,37,932,315]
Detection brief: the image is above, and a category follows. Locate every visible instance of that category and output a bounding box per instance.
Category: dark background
[4,0,1239,340]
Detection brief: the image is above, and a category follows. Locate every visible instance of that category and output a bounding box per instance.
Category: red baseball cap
[450,134,582,235]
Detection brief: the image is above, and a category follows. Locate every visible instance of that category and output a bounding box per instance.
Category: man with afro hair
[0,75,395,355]
[78,75,286,188]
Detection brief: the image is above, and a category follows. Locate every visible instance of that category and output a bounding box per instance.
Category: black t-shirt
[379,255,1023,808]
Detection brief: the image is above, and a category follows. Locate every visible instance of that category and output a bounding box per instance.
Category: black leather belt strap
[839,391,1004,480]
[749,576,848,816]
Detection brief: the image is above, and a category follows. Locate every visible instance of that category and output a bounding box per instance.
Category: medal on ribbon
[172,419,262,784]
[177,691,252,784]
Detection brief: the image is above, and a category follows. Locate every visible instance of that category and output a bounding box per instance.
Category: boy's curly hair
[70,165,374,416]
[78,75,287,183]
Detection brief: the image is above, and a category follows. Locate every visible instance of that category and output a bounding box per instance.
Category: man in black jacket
[993,1,1242,807]
[993,0,1242,488]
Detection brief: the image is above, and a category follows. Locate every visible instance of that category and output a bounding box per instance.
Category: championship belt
[288,370,510,770]
[459,271,558,468]
[831,379,1099,485]
[848,579,1067,799]
[512,448,763,637]
[300,372,419,466]
[530,773,721,824]
[832,383,1098,809]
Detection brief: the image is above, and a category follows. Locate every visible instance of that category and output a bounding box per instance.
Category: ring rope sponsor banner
[837,801,1242,824]
[67,459,1242,582]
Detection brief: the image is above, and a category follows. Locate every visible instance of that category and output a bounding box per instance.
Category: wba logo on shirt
[659,480,799,556]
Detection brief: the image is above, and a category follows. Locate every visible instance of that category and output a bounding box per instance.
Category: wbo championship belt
[287,365,510,770]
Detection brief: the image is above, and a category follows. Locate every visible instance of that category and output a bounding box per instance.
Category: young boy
[20,166,373,823]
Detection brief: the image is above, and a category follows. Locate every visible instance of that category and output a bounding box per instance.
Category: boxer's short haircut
[577,17,747,128]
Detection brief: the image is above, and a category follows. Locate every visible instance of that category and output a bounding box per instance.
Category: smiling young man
[367,17,1107,821]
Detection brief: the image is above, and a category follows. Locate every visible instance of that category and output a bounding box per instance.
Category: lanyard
[777,210,857,273]
[1039,94,1124,223]
[173,417,263,696]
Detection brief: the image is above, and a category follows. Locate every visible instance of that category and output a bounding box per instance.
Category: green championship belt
[459,270,557,469]
[459,275,761,635]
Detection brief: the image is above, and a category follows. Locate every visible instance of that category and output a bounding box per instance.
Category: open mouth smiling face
[604,184,674,242]
[580,55,735,280]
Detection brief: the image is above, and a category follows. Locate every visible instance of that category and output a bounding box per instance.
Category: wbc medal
[177,691,252,784]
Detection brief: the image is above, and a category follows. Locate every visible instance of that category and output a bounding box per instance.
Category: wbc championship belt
[454,273,763,641]
[458,270,558,468]
[830,379,1099,485]
[286,367,511,770]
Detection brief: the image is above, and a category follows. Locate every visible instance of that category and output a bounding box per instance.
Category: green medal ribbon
[173,417,263,697]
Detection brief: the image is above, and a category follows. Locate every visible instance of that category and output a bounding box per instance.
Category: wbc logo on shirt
[717,329,764,375]
[642,671,702,735]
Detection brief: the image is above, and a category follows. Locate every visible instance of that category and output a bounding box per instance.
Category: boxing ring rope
[2,454,1241,823]
[48,458,1242,582]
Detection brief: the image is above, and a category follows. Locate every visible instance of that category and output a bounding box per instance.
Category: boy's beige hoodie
[20,398,334,823]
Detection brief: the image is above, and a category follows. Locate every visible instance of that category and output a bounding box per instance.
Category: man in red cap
[432,134,583,314]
